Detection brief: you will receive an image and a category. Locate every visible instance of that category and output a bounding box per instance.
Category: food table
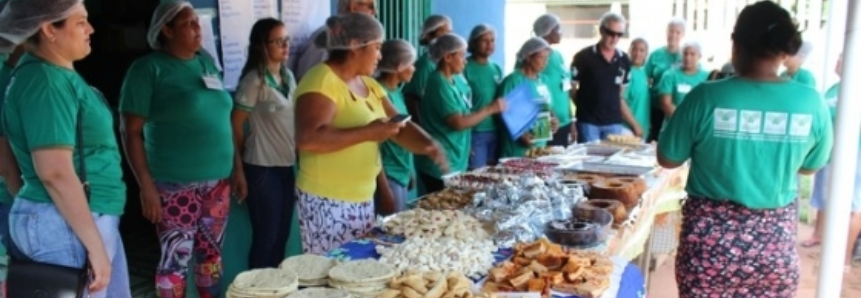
[325,230,646,298]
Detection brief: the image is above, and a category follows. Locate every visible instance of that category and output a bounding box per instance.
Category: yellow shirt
[295,64,387,202]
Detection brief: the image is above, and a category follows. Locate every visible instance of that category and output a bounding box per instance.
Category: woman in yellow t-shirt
[294,13,445,254]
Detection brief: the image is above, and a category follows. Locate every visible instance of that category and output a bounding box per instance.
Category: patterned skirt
[676,197,799,298]
[296,188,375,254]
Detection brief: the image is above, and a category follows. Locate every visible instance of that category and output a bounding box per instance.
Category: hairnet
[532,14,560,37]
[378,39,416,73]
[428,33,466,63]
[313,13,384,50]
[469,24,495,42]
[147,0,193,50]
[682,40,702,55]
[517,37,550,62]
[0,0,81,53]
[420,15,452,44]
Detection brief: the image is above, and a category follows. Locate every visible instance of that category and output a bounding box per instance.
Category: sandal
[801,239,821,248]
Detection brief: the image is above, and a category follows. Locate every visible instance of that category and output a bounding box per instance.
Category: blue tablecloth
[326,231,646,298]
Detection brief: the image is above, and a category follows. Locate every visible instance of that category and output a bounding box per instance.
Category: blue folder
[501,83,543,139]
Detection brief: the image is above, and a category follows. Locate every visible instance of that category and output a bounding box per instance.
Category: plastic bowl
[545,208,613,248]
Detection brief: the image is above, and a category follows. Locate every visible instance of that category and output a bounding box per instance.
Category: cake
[576,199,628,226]
[588,180,640,209]
[606,177,647,195]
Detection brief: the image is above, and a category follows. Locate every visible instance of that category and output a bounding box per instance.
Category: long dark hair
[240,18,286,82]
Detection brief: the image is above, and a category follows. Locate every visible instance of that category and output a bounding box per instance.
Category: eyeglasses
[601,27,624,38]
[268,37,291,47]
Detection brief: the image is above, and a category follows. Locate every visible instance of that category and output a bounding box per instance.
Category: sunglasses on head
[601,27,624,38]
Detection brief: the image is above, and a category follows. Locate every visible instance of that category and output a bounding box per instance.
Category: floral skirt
[296,188,375,254]
[676,197,799,298]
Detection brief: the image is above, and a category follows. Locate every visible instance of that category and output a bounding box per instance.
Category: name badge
[677,84,692,93]
[562,82,572,92]
[615,76,623,85]
[202,75,223,90]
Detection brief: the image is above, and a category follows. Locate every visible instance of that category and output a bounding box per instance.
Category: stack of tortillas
[278,254,338,287]
[327,259,396,297]
[227,268,299,298]
[285,287,353,298]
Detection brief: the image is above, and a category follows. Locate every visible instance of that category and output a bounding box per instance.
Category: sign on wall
[218,0,293,90]
[282,0,332,65]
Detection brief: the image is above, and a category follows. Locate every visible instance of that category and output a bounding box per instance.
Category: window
[377,0,431,49]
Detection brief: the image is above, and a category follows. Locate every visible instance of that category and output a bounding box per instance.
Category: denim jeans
[245,164,296,269]
[576,122,624,143]
[8,199,130,298]
[469,131,498,169]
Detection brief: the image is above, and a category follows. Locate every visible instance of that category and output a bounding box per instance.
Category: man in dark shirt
[570,11,642,143]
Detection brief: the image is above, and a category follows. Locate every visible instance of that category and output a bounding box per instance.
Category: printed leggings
[154,179,230,298]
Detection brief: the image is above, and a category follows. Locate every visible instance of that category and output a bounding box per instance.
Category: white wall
[503,2,547,72]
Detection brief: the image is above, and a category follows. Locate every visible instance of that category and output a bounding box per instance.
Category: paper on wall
[196,9,222,71]
[281,0,331,61]
[254,0,279,19]
[218,0,256,91]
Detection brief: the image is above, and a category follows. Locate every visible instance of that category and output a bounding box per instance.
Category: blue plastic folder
[501,83,543,139]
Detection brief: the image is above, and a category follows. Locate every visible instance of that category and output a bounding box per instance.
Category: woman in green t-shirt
[645,18,686,141]
[623,38,651,136]
[404,15,453,122]
[416,34,505,193]
[498,38,560,158]
[658,41,710,120]
[658,2,833,296]
[780,41,816,88]
[0,1,129,296]
[532,14,574,146]
[464,24,504,169]
[375,39,419,213]
[119,2,233,296]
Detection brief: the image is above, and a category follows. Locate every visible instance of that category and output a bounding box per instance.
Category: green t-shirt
[403,52,436,99]
[624,65,651,134]
[645,47,682,103]
[119,52,234,183]
[780,68,817,88]
[3,54,127,214]
[0,60,15,203]
[378,82,414,186]
[416,72,472,177]
[497,71,553,158]
[463,58,503,132]
[545,49,572,126]
[824,83,839,122]
[658,78,833,209]
[657,67,710,107]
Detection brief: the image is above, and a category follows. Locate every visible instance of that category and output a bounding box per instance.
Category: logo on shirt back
[713,108,812,141]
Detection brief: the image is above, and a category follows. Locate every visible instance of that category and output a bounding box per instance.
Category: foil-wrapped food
[465,175,586,248]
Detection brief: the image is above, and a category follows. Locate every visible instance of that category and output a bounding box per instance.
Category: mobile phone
[389,114,411,123]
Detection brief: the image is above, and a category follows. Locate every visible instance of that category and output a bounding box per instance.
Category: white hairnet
[795,40,814,61]
[467,24,495,54]
[469,24,495,42]
[420,15,452,45]
[516,37,550,62]
[0,0,81,53]
[682,40,702,55]
[532,14,560,37]
[428,33,466,63]
[147,0,193,50]
[378,39,416,73]
[313,13,384,50]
